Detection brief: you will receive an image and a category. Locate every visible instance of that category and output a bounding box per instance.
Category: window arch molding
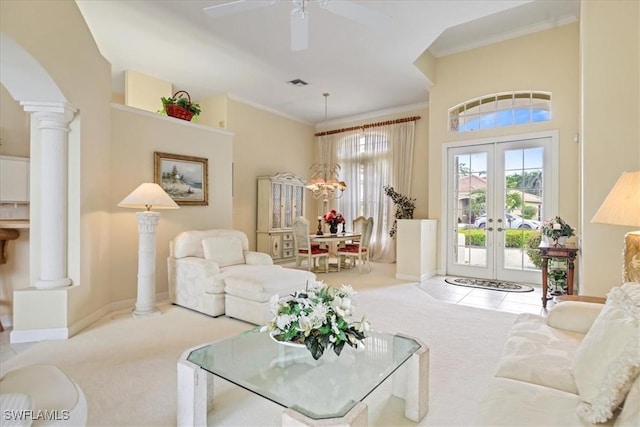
[449,91,551,133]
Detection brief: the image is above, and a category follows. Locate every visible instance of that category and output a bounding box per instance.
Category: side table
[554,295,606,304]
[539,244,578,309]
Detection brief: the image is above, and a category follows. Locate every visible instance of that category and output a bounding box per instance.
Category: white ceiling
[76,0,579,125]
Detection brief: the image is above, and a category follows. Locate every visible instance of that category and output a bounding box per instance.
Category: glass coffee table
[177,330,429,426]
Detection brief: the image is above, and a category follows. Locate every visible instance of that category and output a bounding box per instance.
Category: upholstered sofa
[475,282,640,426]
[167,229,316,325]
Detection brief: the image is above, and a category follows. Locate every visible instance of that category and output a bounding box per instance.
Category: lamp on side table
[118,183,179,318]
[591,171,640,283]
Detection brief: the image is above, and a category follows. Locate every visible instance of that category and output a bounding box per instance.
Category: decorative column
[22,102,76,289]
[133,212,161,317]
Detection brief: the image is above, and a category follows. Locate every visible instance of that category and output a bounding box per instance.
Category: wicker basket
[164,91,195,121]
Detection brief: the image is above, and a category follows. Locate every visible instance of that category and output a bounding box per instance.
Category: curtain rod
[314,115,421,137]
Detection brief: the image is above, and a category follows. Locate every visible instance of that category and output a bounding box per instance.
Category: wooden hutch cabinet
[257,172,306,263]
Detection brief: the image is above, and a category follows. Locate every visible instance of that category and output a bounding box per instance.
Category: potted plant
[383,185,416,238]
[161,91,201,121]
[261,281,370,360]
[541,216,575,246]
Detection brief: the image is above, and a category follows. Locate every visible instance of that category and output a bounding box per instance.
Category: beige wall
[0,86,30,157]
[124,70,172,113]
[227,99,315,250]
[2,0,113,330]
[580,0,640,296]
[110,105,233,302]
[427,22,580,272]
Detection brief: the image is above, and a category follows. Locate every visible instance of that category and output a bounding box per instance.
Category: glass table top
[187,330,421,420]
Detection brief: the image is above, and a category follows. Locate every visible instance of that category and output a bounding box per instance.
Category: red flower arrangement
[323,209,345,226]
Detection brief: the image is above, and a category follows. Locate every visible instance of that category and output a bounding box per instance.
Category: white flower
[307,280,325,293]
[297,315,313,336]
[339,284,355,297]
[276,314,296,331]
[268,294,280,315]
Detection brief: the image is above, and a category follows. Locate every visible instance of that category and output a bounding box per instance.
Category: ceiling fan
[203,0,390,51]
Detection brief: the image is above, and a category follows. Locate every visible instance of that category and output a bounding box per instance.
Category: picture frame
[154,152,208,206]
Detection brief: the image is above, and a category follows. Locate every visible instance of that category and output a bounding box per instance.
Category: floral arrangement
[383,185,416,238]
[541,216,575,240]
[323,209,345,226]
[262,281,370,360]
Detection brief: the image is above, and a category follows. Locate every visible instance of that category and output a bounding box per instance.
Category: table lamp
[591,171,640,282]
[118,183,179,317]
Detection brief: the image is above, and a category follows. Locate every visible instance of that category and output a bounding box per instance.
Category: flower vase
[551,236,568,247]
[329,223,338,235]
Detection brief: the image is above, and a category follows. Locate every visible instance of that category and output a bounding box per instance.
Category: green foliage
[505,191,522,212]
[526,231,542,268]
[161,93,202,117]
[522,205,537,219]
[470,188,486,218]
[541,216,575,238]
[457,228,539,249]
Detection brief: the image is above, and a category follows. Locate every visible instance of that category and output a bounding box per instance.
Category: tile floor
[418,275,549,316]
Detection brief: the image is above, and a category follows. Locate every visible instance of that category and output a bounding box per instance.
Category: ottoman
[223,265,316,325]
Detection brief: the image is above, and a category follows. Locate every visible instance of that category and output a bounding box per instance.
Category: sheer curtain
[318,121,415,262]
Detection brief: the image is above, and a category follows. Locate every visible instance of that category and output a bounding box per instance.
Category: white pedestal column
[133,211,161,317]
[22,103,76,290]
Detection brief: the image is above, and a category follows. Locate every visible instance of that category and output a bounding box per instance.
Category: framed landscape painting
[154,152,208,206]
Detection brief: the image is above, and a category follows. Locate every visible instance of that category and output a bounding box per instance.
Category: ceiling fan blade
[291,13,308,51]
[203,0,273,18]
[324,0,391,28]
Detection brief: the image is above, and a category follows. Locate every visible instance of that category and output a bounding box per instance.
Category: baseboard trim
[10,292,170,343]
[11,327,69,343]
[395,271,437,282]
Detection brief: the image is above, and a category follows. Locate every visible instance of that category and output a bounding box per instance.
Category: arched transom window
[449,91,551,133]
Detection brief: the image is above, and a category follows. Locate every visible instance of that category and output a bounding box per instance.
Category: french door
[445,134,556,284]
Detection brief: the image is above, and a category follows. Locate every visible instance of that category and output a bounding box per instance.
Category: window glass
[449,91,551,133]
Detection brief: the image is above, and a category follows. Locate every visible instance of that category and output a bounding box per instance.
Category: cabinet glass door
[271,182,282,229]
[283,184,293,228]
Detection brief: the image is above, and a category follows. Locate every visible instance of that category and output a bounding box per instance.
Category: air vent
[287,78,308,87]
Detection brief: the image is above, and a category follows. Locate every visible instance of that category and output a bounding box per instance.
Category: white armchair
[168,229,315,324]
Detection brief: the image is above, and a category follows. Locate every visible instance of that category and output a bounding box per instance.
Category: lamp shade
[118,183,179,211]
[591,171,640,227]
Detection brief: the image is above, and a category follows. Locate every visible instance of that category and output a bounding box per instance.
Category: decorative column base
[133,211,161,318]
[34,277,72,290]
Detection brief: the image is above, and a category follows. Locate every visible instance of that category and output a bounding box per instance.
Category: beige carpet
[1,264,518,426]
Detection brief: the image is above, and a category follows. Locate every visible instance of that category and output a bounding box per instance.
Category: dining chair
[293,217,329,273]
[337,217,373,272]
[345,216,368,249]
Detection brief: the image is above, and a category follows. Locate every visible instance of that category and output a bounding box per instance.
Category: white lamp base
[133,211,161,318]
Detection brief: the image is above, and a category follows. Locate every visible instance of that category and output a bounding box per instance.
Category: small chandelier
[306,93,346,201]
[306,162,346,201]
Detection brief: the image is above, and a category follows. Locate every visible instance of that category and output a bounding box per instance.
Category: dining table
[310,232,361,271]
